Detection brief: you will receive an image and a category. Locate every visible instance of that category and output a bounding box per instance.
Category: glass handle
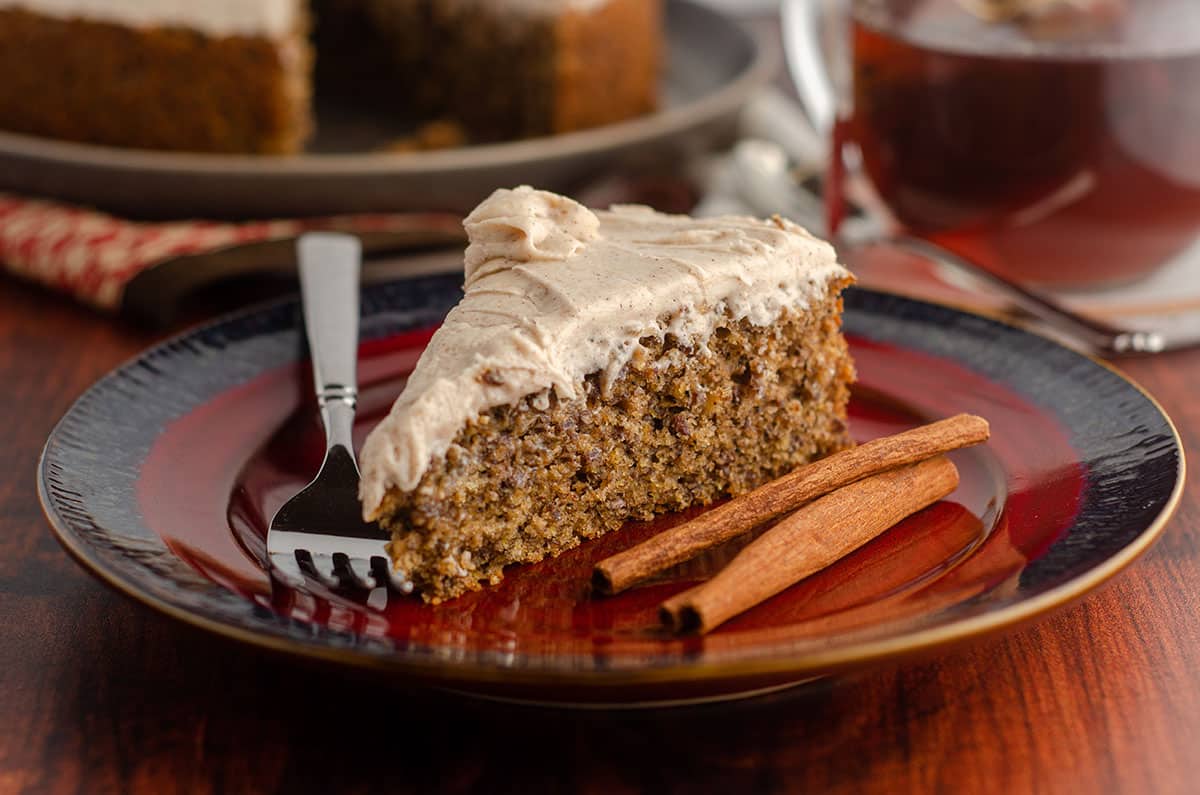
[781,0,842,136]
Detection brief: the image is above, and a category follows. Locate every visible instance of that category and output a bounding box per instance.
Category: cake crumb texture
[377,291,855,603]
[0,8,311,153]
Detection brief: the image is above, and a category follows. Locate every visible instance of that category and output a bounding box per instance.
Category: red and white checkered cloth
[0,192,463,311]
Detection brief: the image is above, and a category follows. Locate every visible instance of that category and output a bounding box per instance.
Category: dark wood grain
[2,267,1197,795]
[3,20,1198,783]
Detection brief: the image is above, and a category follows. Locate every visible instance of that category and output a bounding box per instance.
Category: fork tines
[269,532,414,594]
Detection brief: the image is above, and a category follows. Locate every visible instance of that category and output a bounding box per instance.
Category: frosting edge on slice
[359,186,851,517]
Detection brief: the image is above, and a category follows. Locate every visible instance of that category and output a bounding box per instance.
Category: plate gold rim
[36,291,1186,691]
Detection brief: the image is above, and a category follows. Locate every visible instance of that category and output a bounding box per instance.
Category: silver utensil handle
[297,233,362,454]
[888,235,1168,355]
[731,137,1188,355]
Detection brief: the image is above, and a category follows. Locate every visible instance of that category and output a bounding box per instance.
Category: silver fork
[267,232,412,594]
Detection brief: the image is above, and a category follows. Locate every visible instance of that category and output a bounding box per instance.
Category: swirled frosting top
[0,0,299,36]
[359,186,850,515]
[0,0,610,38]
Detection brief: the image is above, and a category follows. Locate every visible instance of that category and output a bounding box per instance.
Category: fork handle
[297,233,362,457]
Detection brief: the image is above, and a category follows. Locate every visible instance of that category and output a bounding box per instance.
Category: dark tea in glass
[839,0,1200,286]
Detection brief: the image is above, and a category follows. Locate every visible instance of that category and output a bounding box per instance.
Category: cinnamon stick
[660,456,960,634]
[593,414,988,594]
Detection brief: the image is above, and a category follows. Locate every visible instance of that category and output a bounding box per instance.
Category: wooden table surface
[2,262,1198,795]
[2,16,1199,786]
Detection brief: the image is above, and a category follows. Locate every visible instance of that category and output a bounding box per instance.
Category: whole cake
[359,186,857,602]
[0,0,661,153]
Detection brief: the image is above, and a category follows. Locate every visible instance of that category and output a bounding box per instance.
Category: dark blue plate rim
[37,280,1186,686]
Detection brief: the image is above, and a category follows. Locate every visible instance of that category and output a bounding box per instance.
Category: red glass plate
[39,281,1184,705]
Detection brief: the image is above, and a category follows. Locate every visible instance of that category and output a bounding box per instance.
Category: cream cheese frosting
[0,0,299,36]
[0,0,607,37]
[447,0,612,16]
[359,186,850,517]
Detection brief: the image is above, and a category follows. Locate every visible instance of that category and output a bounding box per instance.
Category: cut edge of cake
[0,1,313,154]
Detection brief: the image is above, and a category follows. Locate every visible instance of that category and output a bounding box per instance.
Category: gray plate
[0,1,772,219]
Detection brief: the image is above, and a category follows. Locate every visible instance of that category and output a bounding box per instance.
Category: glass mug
[782,0,1200,287]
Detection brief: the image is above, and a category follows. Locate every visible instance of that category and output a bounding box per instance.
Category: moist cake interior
[379,298,854,601]
[359,187,856,603]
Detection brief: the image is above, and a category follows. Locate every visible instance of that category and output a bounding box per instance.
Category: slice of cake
[359,186,856,602]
